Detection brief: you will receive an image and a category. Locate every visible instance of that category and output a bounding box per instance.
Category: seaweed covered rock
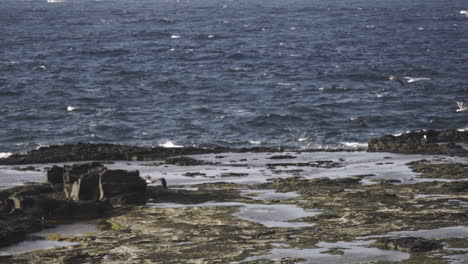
[368,129,468,155]
[376,237,443,252]
[46,166,64,185]
[407,160,468,179]
[164,156,207,166]
[0,143,225,165]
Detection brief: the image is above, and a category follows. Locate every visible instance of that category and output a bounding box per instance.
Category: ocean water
[1,0,467,153]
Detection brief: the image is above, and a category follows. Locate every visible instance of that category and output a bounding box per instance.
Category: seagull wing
[359,119,367,128]
[457,100,465,109]
[397,79,406,87]
[403,77,431,83]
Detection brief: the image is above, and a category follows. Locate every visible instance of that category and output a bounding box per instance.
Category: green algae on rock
[407,160,468,179]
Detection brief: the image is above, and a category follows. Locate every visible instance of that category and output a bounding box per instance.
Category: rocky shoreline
[0,130,467,263]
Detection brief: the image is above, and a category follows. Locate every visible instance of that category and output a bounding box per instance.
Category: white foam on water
[0,152,12,158]
[67,106,78,112]
[158,141,183,148]
[340,142,368,148]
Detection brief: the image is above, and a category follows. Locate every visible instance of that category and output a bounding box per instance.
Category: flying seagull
[403,77,432,83]
[348,116,367,127]
[460,10,468,17]
[456,100,468,112]
[388,75,406,87]
[144,176,168,188]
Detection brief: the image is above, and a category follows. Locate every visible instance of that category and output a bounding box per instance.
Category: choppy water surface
[1,0,467,153]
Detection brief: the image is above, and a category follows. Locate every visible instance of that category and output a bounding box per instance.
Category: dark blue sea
[1,0,467,154]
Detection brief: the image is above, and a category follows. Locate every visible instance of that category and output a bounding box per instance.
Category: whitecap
[340,142,368,148]
[298,138,308,142]
[170,35,181,39]
[0,152,12,158]
[159,141,183,148]
[249,140,262,145]
[67,106,78,112]
[457,127,468,132]
[392,130,412,137]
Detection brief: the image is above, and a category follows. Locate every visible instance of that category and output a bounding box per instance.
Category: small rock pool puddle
[149,201,319,228]
[0,221,98,256]
[242,240,410,264]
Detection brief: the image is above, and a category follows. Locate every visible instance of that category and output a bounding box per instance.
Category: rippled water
[1,0,467,153]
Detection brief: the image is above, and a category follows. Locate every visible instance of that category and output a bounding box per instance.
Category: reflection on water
[149,201,318,228]
[244,240,410,264]
[0,240,78,256]
[365,226,468,239]
[33,221,99,237]
[0,221,98,256]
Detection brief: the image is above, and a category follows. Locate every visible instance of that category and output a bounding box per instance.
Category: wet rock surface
[368,129,468,156]
[0,133,467,263]
[375,237,444,252]
[0,143,288,165]
[407,160,468,179]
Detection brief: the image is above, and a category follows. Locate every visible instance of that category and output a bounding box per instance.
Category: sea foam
[158,141,183,148]
[0,152,12,158]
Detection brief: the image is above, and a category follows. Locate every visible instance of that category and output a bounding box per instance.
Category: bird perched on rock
[421,135,428,145]
[388,75,406,87]
[456,100,468,112]
[144,176,168,188]
[348,116,367,127]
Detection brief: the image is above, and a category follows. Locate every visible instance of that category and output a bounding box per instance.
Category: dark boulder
[63,162,105,198]
[99,169,147,205]
[47,166,64,185]
[69,170,102,202]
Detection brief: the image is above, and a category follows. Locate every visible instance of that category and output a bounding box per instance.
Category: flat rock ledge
[368,129,468,156]
[0,143,285,165]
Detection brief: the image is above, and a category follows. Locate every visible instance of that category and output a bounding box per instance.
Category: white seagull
[403,77,432,83]
[460,10,468,18]
[421,135,428,145]
[456,100,468,112]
